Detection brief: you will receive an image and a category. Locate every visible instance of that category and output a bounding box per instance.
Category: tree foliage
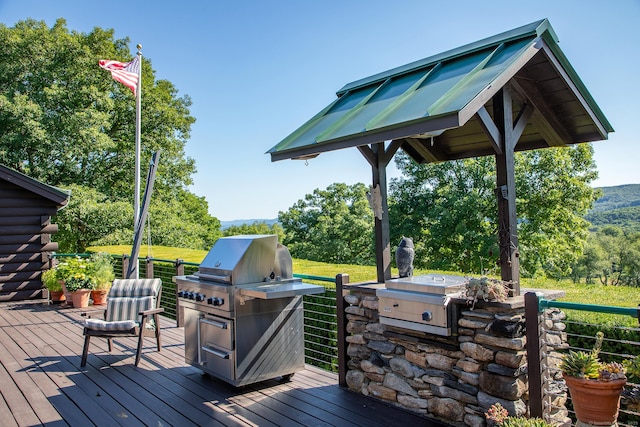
[0,19,221,251]
[389,155,497,274]
[278,183,374,265]
[573,226,640,287]
[223,221,285,243]
[390,144,599,278]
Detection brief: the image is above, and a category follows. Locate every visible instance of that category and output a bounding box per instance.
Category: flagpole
[134,44,142,279]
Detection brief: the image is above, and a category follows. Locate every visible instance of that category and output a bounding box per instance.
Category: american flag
[99,56,140,95]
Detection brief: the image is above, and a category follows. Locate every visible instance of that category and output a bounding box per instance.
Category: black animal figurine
[396,237,414,278]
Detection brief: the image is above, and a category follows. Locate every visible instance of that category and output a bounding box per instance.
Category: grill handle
[200,318,228,329]
[201,345,230,359]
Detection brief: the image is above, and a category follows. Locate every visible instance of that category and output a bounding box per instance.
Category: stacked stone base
[344,290,531,427]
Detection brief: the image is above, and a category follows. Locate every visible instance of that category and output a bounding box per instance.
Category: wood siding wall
[0,181,60,301]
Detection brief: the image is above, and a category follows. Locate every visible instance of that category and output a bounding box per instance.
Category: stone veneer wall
[343,286,568,427]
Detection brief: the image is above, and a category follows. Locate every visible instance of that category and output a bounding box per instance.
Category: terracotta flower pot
[70,289,91,308]
[60,280,72,303]
[49,290,66,304]
[91,290,108,305]
[563,374,626,425]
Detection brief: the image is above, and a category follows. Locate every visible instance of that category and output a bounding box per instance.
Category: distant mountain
[586,184,640,231]
[220,218,279,230]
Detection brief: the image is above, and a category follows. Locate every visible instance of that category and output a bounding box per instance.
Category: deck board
[0,301,447,427]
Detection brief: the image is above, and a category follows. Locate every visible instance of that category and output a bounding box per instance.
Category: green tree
[0,19,195,194]
[389,156,497,274]
[390,144,599,278]
[594,226,624,285]
[279,183,374,265]
[589,226,640,287]
[55,184,132,253]
[223,221,285,243]
[571,234,609,284]
[0,19,221,251]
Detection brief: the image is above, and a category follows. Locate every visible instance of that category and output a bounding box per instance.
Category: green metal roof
[268,19,613,163]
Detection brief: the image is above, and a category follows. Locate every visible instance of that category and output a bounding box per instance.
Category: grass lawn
[88,244,640,326]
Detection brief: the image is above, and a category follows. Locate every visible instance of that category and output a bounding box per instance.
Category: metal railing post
[336,273,349,387]
[525,292,544,419]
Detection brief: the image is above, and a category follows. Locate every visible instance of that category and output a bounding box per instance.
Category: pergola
[267,19,612,294]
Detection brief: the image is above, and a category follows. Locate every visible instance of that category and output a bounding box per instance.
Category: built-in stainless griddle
[377,274,466,336]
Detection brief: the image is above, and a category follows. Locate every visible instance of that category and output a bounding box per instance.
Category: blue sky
[1,0,639,220]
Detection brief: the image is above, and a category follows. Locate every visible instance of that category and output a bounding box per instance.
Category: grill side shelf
[239,282,324,300]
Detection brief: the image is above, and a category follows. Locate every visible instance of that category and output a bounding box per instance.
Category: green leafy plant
[623,357,640,382]
[485,403,552,427]
[55,257,96,291]
[64,274,95,291]
[88,252,115,290]
[41,268,62,292]
[560,332,627,381]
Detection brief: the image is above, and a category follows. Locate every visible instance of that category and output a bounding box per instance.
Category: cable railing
[529,295,640,427]
[51,253,340,372]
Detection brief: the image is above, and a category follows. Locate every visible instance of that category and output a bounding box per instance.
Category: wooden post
[525,292,544,419]
[493,88,521,295]
[336,273,350,387]
[121,255,129,279]
[358,141,401,284]
[372,144,392,283]
[175,259,184,327]
[145,256,154,278]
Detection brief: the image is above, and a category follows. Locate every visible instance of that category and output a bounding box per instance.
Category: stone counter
[342,283,565,426]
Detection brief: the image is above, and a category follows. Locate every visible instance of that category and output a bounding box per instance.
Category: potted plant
[88,252,114,305]
[560,332,627,426]
[57,257,96,308]
[42,268,65,303]
[463,277,509,309]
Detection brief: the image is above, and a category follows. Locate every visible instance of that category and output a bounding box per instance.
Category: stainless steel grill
[173,235,324,386]
[376,274,466,336]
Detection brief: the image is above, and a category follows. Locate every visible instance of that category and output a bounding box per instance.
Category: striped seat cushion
[84,318,137,331]
[108,278,162,298]
[106,295,155,323]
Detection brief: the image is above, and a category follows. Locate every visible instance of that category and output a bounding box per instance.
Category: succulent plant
[560,332,627,381]
[560,350,601,379]
[485,403,553,427]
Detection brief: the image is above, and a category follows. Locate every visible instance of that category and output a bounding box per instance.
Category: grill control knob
[188,292,195,300]
[207,297,214,305]
[422,311,433,322]
[213,297,224,306]
[178,291,186,298]
[195,293,204,302]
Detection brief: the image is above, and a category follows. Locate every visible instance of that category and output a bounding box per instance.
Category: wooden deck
[0,301,447,427]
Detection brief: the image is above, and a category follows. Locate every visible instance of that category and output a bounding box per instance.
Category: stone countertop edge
[342,282,566,309]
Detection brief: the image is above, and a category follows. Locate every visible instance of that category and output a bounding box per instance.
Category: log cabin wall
[0,165,69,302]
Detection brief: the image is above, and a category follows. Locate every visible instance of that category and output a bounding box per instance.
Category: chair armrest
[81,308,107,319]
[139,307,164,316]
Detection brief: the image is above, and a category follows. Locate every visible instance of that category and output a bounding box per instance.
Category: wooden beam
[512,102,534,142]
[404,137,443,163]
[357,145,375,168]
[539,40,609,139]
[511,76,573,147]
[475,106,503,155]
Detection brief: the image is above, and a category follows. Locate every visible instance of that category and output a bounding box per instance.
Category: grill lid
[197,234,280,285]
[385,274,467,295]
